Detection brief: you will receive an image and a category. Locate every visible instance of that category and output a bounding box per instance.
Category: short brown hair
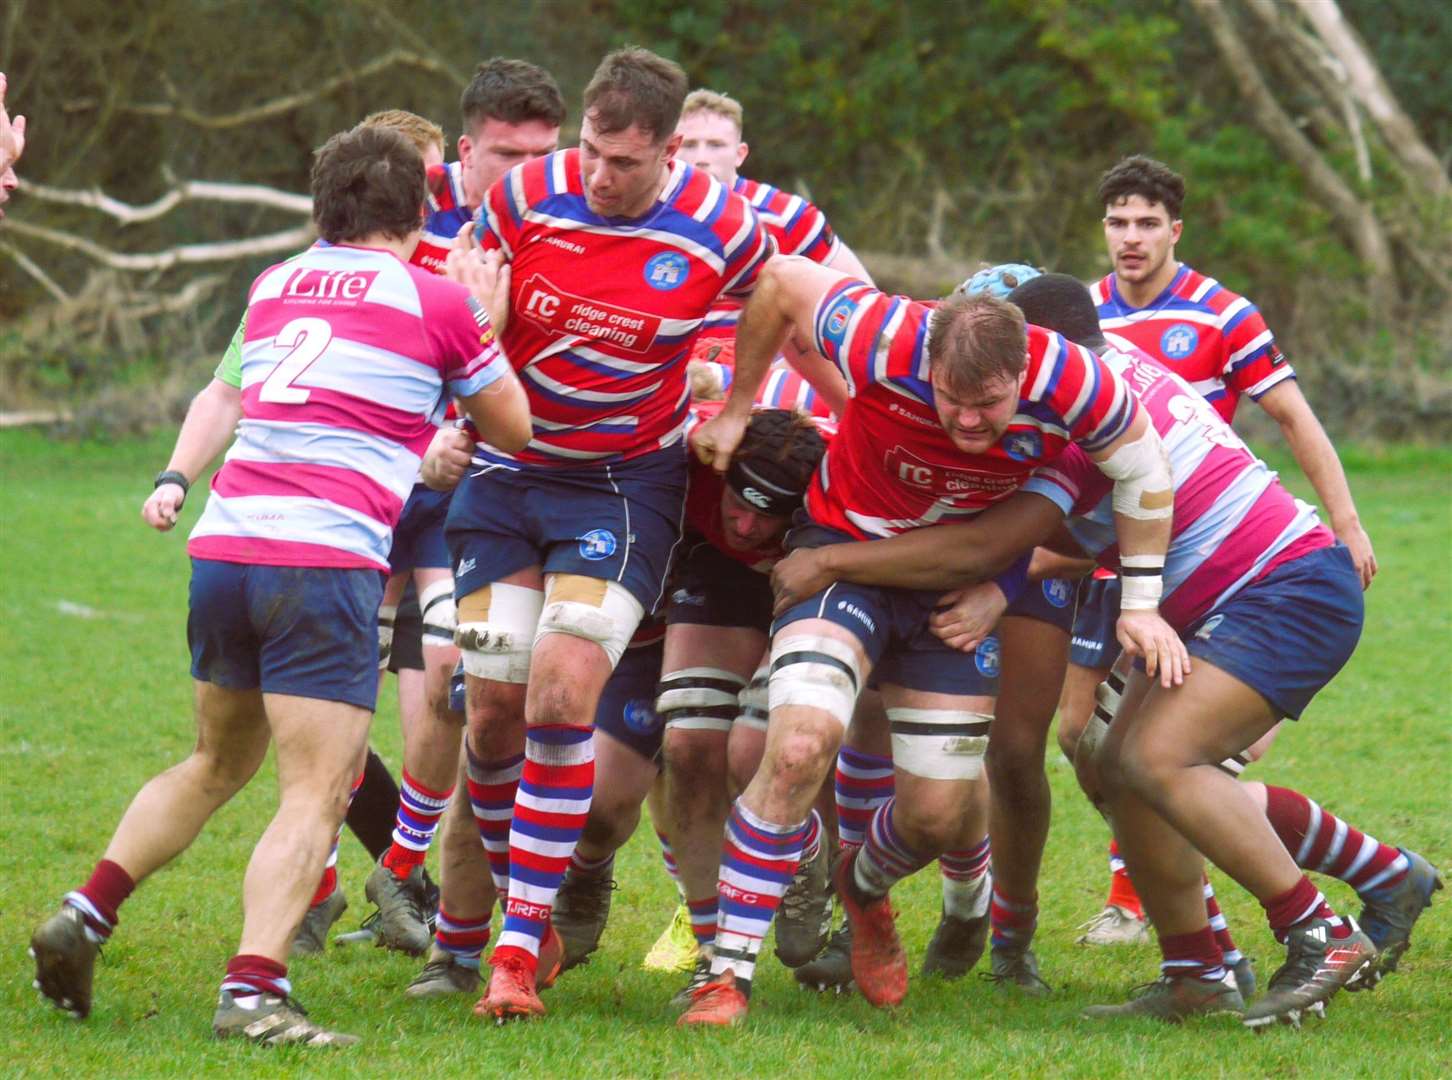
[583,46,688,143]
[311,125,424,244]
[361,109,445,159]
[461,57,566,133]
[681,89,744,136]
[1097,155,1186,219]
[927,292,1028,396]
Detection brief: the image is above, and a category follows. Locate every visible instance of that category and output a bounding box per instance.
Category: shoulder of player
[1021,325,1106,398]
[1177,264,1259,318]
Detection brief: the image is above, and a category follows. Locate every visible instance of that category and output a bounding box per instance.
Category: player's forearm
[165,379,243,482]
[1279,411,1362,532]
[819,526,1003,590]
[727,257,796,415]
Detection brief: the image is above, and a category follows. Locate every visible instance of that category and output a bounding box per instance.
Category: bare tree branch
[1189,0,1397,311]
[4,218,315,271]
[1293,0,1451,202]
[17,177,312,223]
[0,241,71,302]
[117,49,460,131]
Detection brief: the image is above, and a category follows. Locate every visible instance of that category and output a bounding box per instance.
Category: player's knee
[664,729,726,788]
[455,582,542,684]
[767,718,839,796]
[889,708,991,785]
[657,667,745,736]
[1056,706,1089,761]
[535,574,643,668]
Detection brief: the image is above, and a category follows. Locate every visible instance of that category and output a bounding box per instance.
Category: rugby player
[769,273,1416,1028]
[0,71,25,218]
[436,46,773,1022]
[1069,154,1379,943]
[29,125,530,1045]
[678,255,1177,1026]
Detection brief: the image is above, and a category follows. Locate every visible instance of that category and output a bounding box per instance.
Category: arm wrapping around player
[1256,380,1376,588]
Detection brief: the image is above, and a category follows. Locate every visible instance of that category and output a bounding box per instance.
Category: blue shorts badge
[624,698,659,734]
[1042,579,1073,608]
[975,635,1001,678]
[1161,323,1199,360]
[644,251,689,291]
[578,528,618,561]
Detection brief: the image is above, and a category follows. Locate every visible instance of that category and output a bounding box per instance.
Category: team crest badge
[1004,431,1042,462]
[644,252,689,291]
[578,528,618,560]
[975,635,1001,678]
[822,296,853,345]
[1042,579,1073,608]
[1161,323,1199,360]
[624,698,660,734]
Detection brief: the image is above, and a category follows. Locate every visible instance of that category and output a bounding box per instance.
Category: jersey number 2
[259,317,333,404]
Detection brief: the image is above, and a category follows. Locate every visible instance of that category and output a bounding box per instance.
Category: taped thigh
[535,574,644,668]
[734,664,770,733]
[657,667,746,733]
[454,582,543,684]
[888,708,992,780]
[419,577,457,648]
[377,603,398,670]
[1078,667,1125,762]
[768,634,863,730]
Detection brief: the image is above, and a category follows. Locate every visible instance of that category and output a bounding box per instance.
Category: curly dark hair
[1097,155,1185,219]
[461,57,566,132]
[311,125,423,243]
[734,408,828,497]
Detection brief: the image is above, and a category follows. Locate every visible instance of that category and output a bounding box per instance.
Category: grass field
[2,429,1449,1078]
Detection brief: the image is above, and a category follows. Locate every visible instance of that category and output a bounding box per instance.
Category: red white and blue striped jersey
[476,150,772,467]
[806,281,1138,539]
[698,358,835,419]
[413,161,472,276]
[1025,343,1331,629]
[189,243,509,572]
[1093,264,1294,422]
[697,175,841,347]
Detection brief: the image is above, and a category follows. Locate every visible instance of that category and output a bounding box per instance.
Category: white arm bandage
[1119,553,1165,611]
[1097,427,1174,522]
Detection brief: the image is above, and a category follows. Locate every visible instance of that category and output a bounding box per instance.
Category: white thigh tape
[767,635,862,729]
[658,667,746,732]
[888,708,992,780]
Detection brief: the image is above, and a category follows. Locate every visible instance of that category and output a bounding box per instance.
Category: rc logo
[1004,431,1042,462]
[578,529,618,561]
[740,486,771,510]
[644,251,689,291]
[1161,323,1199,360]
[1042,579,1073,608]
[624,698,660,734]
[975,635,1001,678]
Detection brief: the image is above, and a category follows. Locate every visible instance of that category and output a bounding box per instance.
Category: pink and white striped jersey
[806,280,1139,539]
[476,150,772,467]
[696,175,841,348]
[1093,265,1294,422]
[1024,344,1331,630]
[188,242,509,572]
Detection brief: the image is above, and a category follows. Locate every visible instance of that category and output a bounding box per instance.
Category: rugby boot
[1350,848,1442,989]
[290,889,348,955]
[794,923,854,993]
[552,866,616,972]
[334,909,380,947]
[671,953,716,1010]
[405,946,480,998]
[642,903,700,973]
[832,850,907,1008]
[677,969,750,1028]
[1230,955,1257,1001]
[1242,919,1377,1030]
[30,905,99,1019]
[922,908,990,979]
[364,856,432,956]
[1075,904,1150,946]
[212,989,359,1046]
[536,924,565,990]
[475,955,546,1023]
[985,945,1052,997]
[1083,974,1244,1023]
[774,837,832,968]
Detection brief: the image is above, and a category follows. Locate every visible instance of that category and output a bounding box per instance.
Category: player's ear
[1170,219,1183,245]
[736,141,749,168]
[662,131,684,160]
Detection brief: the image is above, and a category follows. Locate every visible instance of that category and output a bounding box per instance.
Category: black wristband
[154,469,190,495]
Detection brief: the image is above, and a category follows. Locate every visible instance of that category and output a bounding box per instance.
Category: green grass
[2,430,1449,1077]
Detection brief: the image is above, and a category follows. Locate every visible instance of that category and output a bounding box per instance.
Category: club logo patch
[975,635,1001,678]
[578,529,618,561]
[822,296,854,346]
[1194,613,1225,641]
[1004,430,1042,462]
[1161,323,1199,360]
[624,698,660,734]
[1043,579,1074,608]
[644,251,690,291]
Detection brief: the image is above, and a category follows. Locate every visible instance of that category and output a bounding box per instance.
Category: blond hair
[360,109,445,159]
[681,89,743,137]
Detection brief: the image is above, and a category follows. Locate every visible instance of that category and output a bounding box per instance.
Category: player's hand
[421,425,474,492]
[929,583,1007,653]
[0,72,25,174]
[141,483,186,531]
[692,408,748,474]
[1335,519,1377,589]
[1115,609,1190,688]
[771,548,836,616]
[446,225,511,334]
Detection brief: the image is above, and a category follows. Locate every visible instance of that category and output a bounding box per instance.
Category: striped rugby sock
[940,836,992,919]
[434,906,491,969]
[835,746,894,854]
[1263,785,1410,897]
[853,798,931,900]
[711,800,811,989]
[1203,877,1243,965]
[1159,925,1226,984]
[990,885,1038,950]
[466,747,524,895]
[383,769,453,877]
